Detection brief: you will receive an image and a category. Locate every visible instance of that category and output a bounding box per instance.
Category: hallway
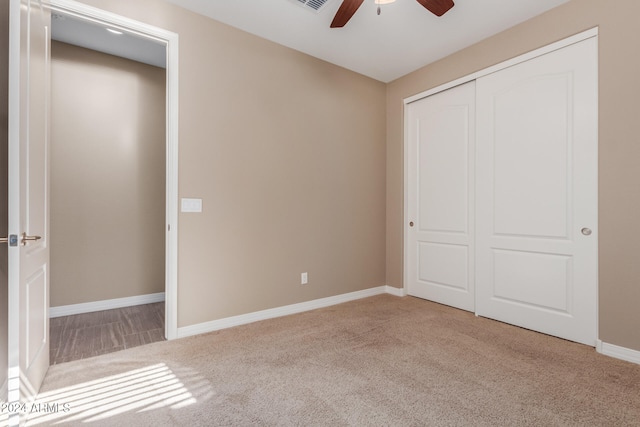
[50,303,165,364]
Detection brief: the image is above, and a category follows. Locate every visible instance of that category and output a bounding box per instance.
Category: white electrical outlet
[301,272,308,285]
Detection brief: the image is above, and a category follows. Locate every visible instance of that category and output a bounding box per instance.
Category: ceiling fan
[330,0,455,28]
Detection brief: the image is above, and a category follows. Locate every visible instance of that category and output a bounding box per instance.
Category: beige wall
[67,0,640,353]
[0,0,9,398]
[50,42,166,306]
[387,0,640,351]
[73,0,387,327]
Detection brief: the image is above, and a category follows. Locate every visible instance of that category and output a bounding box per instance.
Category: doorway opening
[48,1,178,363]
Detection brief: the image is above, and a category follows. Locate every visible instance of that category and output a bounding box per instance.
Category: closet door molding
[403,28,598,346]
[404,27,598,106]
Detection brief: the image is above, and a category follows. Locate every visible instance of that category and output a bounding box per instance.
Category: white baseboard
[49,292,165,318]
[177,285,402,339]
[385,285,407,297]
[597,340,640,365]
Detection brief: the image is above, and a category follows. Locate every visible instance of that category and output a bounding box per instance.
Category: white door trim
[403,27,598,297]
[404,27,599,105]
[48,0,179,340]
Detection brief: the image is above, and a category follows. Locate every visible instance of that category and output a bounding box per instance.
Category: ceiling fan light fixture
[332,0,452,28]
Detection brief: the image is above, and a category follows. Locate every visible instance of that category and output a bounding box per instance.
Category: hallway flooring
[50,302,165,364]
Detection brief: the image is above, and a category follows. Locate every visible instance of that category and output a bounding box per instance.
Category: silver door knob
[581,227,592,236]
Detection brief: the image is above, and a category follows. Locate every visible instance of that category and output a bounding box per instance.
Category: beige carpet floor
[28,294,640,426]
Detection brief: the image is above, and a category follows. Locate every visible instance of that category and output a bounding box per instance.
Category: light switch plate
[181,198,202,213]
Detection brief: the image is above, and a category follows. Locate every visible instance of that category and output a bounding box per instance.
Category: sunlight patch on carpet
[26,363,197,425]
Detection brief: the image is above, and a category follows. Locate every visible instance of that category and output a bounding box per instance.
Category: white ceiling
[165,0,569,82]
[51,0,569,82]
[51,12,167,69]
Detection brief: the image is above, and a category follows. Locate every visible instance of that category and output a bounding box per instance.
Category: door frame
[48,0,179,340]
[403,27,598,327]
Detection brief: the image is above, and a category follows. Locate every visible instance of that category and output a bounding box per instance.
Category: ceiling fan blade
[415,0,455,17]
[330,0,365,28]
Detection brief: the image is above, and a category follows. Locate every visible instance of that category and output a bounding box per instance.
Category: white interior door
[7,0,51,417]
[407,81,475,311]
[1,0,10,406]
[475,37,598,346]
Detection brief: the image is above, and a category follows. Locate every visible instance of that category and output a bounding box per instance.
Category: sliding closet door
[475,38,598,345]
[407,81,475,311]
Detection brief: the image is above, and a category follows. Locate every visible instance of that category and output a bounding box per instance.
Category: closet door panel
[475,37,598,346]
[407,81,475,311]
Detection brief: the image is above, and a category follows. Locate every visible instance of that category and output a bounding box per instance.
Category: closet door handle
[581,227,592,236]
